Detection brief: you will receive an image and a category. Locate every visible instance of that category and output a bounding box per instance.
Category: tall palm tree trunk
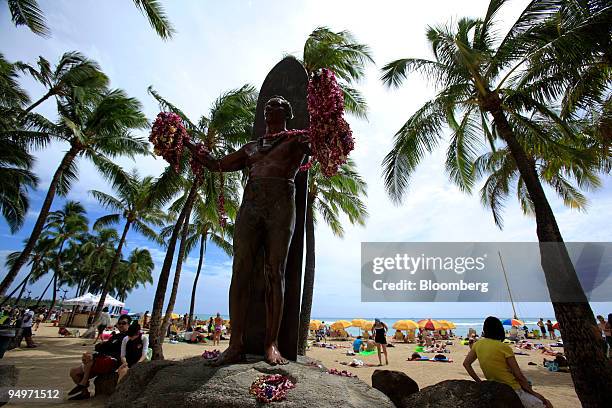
[14,279,28,306]
[18,89,54,120]
[149,182,198,360]
[297,194,316,355]
[188,233,207,326]
[46,273,58,319]
[0,269,33,308]
[160,183,198,341]
[490,105,612,407]
[0,146,79,296]
[35,273,55,309]
[93,220,131,322]
[47,240,66,319]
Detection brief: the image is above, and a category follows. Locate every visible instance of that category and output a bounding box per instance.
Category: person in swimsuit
[213,313,223,346]
[372,318,389,365]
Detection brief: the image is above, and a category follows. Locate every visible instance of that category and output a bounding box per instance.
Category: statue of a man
[189,95,310,365]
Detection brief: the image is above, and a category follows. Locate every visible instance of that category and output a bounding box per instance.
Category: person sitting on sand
[353,336,364,353]
[543,353,567,369]
[393,329,405,342]
[68,314,132,400]
[364,339,376,352]
[117,323,149,382]
[464,316,552,408]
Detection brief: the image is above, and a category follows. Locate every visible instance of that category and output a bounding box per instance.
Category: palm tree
[0,237,53,307]
[78,227,120,296]
[158,180,236,332]
[112,248,154,302]
[301,27,374,118]
[15,52,108,118]
[41,201,88,316]
[297,160,367,355]
[147,85,254,359]
[186,200,234,326]
[6,0,174,39]
[0,53,38,233]
[90,171,168,322]
[0,85,149,297]
[380,0,612,403]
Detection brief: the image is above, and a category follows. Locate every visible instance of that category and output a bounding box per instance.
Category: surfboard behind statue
[243,57,309,361]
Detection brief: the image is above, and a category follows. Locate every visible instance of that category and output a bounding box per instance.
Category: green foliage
[6,0,174,39]
[379,0,608,227]
[309,159,368,237]
[302,27,374,118]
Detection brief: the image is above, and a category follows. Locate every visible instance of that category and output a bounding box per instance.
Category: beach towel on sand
[358,350,376,356]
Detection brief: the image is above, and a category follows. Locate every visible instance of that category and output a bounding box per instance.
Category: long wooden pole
[498,251,517,319]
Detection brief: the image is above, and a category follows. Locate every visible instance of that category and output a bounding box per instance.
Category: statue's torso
[244,136,307,180]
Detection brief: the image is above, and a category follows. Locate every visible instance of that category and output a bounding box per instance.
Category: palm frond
[8,0,49,36]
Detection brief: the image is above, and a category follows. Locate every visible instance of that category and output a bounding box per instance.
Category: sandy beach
[0,323,579,407]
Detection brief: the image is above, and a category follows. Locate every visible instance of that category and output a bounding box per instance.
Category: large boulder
[371,370,419,406]
[402,379,523,408]
[106,356,394,408]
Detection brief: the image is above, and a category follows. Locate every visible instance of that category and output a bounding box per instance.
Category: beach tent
[63,293,99,306]
[104,294,125,308]
[63,293,125,308]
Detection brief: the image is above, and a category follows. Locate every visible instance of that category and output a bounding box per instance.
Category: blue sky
[1,0,610,319]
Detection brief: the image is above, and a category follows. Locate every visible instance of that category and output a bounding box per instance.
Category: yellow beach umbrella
[309,320,322,330]
[330,320,352,330]
[362,321,375,331]
[418,319,443,330]
[438,320,456,329]
[392,320,418,331]
[351,319,368,328]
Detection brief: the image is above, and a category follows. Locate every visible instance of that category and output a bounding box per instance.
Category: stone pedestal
[107,356,393,408]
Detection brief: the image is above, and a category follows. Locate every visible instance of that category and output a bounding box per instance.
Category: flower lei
[262,129,311,172]
[202,349,221,360]
[249,374,295,403]
[327,368,356,377]
[306,68,354,177]
[150,112,189,173]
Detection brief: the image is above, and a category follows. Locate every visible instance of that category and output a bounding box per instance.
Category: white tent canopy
[63,292,125,308]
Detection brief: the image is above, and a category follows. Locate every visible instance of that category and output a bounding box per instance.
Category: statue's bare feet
[212,346,243,366]
[265,343,288,366]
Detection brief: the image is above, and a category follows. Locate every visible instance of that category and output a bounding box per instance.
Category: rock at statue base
[402,379,523,408]
[371,369,419,406]
[94,371,119,396]
[0,365,18,407]
[106,356,394,408]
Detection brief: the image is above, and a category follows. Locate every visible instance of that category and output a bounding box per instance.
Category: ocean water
[192,314,555,337]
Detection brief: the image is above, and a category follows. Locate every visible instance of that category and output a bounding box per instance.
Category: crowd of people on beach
[2,304,612,406]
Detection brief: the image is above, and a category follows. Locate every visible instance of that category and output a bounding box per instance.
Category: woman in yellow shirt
[463,316,552,408]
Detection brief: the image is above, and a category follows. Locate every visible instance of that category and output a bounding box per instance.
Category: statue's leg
[262,182,296,365]
[214,200,262,366]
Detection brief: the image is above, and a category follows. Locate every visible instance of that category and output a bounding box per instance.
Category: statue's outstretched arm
[187,142,247,172]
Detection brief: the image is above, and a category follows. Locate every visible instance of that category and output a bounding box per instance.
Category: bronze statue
[188,96,310,365]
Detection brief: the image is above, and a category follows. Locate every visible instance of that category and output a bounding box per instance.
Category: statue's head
[264,95,293,123]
